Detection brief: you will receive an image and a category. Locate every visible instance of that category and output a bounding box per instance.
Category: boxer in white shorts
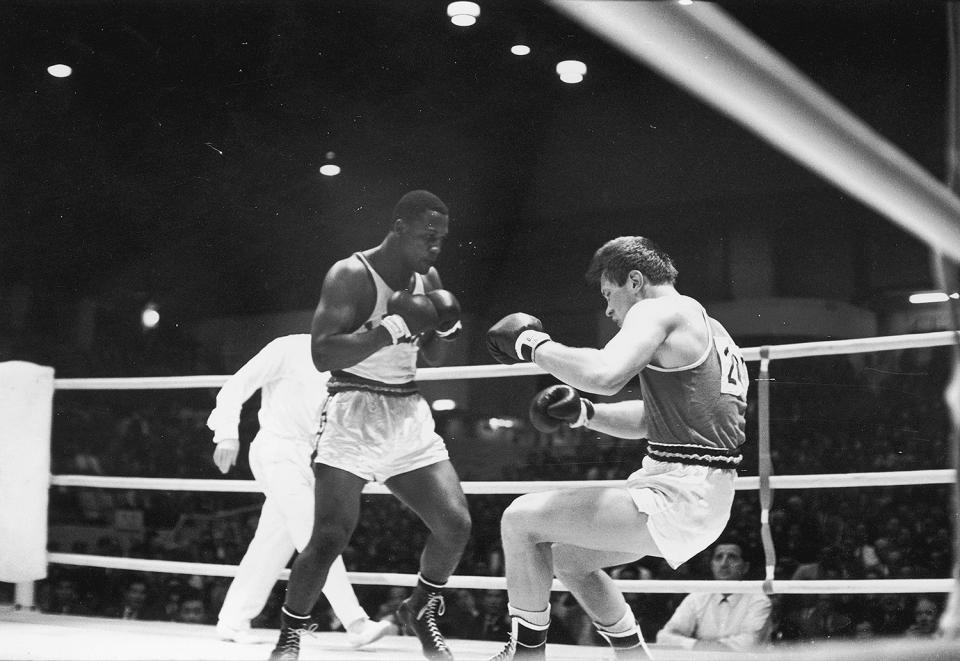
[486,236,748,660]
[272,191,472,661]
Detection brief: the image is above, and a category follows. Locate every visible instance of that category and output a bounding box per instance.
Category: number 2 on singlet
[715,336,748,400]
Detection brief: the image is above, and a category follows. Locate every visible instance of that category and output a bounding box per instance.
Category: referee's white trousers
[217,434,367,630]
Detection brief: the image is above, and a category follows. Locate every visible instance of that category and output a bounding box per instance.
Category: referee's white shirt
[206,334,329,446]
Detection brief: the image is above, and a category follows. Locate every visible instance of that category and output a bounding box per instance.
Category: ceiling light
[510,44,531,56]
[447,2,480,27]
[319,151,340,177]
[141,303,160,330]
[556,60,587,84]
[47,64,72,78]
[431,399,458,412]
[909,291,959,304]
[678,0,694,5]
[488,417,517,430]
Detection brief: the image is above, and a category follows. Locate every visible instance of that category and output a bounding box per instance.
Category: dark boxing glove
[529,385,595,433]
[486,313,552,365]
[382,291,438,344]
[426,289,462,341]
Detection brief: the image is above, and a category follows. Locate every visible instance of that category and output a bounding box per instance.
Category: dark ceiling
[0,0,953,329]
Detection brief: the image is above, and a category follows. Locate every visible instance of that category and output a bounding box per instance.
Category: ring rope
[50,330,960,391]
[44,552,954,595]
[44,330,958,604]
[49,469,957,493]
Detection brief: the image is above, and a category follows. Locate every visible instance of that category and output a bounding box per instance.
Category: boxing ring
[2,330,960,660]
[6,0,960,658]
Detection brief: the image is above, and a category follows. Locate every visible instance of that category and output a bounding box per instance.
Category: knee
[440,503,472,547]
[501,494,540,540]
[304,521,351,559]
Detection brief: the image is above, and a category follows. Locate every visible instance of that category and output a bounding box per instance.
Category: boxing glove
[486,313,552,365]
[426,289,462,341]
[382,291,438,344]
[529,385,595,433]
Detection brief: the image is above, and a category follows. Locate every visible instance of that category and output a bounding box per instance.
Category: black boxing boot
[396,575,454,660]
[268,606,316,661]
[486,615,549,661]
[595,611,652,660]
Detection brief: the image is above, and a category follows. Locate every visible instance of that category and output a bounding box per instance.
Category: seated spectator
[853,619,875,639]
[545,592,586,646]
[786,594,854,641]
[905,596,940,638]
[474,589,511,641]
[103,575,154,620]
[443,589,481,639]
[656,539,771,652]
[177,590,210,624]
[871,593,911,636]
[44,577,91,616]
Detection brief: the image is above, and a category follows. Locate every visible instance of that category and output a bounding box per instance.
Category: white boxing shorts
[313,389,450,483]
[626,455,736,569]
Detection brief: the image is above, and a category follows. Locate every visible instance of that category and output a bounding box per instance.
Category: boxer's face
[398,211,448,274]
[600,272,639,328]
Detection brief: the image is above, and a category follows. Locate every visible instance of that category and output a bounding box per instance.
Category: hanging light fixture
[141,303,160,330]
[47,64,72,78]
[447,2,480,27]
[556,60,587,84]
[319,151,340,177]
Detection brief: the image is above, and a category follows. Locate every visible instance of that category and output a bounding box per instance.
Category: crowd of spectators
[4,335,956,649]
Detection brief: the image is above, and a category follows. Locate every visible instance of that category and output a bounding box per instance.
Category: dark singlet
[640,306,748,469]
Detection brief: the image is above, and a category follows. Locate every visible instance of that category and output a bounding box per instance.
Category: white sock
[596,608,637,636]
[418,574,446,590]
[508,603,551,627]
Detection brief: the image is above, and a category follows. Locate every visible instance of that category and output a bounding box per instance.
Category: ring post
[757,347,777,593]
[0,361,54,609]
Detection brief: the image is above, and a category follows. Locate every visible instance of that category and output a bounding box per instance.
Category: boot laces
[278,622,318,654]
[416,594,449,651]
[486,638,516,661]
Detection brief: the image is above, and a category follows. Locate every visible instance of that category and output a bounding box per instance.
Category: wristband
[435,319,462,340]
[380,314,411,344]
[569,399,595,428]
[515,330,552,362]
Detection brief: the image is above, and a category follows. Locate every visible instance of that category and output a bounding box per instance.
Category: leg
[551,544,653,658]
[321,556,366,630]
[284,464,366,614]
[486,489,658,661]
[551,545,644,625]
[322,555,393,648]
[218,496,296,635]
[220,438,308,638]
[500,487,660,613]
[387,460,471,660]
[248,441,373,636]
[386,460,472,583]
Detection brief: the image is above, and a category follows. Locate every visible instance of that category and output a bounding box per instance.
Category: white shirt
[656,592,772,651]
[206,334,329,446]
